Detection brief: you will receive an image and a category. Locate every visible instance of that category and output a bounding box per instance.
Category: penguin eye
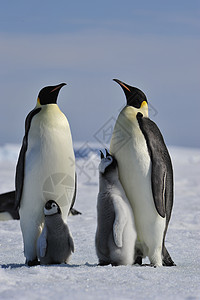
[52,203,57,208]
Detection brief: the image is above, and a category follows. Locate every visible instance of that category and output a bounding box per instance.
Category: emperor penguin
[15,83,76,266]
[37,200,74,265]
[95,149,136,266]
[110,79,175,267]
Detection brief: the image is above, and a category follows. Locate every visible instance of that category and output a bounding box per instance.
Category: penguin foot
[140,263,155,267]
[111,262,120,267]
[26,258,40,266]
[98,260,111,266]
[134,256,143,265]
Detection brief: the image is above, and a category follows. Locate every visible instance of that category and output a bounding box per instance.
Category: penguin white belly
[19,105,75,261]
[110,116,166,265]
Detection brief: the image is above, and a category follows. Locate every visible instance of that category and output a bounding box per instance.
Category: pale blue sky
[0,0,200,147]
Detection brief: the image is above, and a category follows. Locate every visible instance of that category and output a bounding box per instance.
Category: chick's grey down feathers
[37,207,74,265]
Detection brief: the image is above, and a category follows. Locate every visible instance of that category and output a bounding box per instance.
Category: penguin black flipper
[15,108,41,209]
[68,173,81,215]
[0,190,19,219]
[136,112,173,220]
[136,112,175,266]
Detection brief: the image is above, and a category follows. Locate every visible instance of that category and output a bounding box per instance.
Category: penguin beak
[113,79,131,93]
[105,149,110,157]
[113,79,133,104]
[99,150,104,159]
[37,83,67,106]
[50,83,66,93]
[113,78,148,109]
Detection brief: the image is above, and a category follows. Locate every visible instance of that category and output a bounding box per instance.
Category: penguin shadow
[1,263,26,269]
[40,262,98,268]
[1,262,166,269]
[1,262,98,269]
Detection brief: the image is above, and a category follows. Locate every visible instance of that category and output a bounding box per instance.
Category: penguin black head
[99,149,118,175]
[113,79,147,109]
[44,200,61,216]
[37,83,66,105]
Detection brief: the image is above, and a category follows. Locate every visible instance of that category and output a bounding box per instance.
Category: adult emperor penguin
[110,79,175,267]
[95,149,136,266]
[15,83,76,266]
[37,200,74,265]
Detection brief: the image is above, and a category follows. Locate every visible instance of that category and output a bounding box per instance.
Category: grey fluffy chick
[95,150,136,266]
[37,200,74,265]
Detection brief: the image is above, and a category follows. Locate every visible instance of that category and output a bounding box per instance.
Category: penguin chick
[37,200,74,265]
[95,150,136,266]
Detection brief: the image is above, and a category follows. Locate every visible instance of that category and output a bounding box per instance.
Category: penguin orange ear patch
[141,101,148,108]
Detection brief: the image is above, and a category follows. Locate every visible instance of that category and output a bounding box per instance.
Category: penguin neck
[45,214,65,232]
[99,171,119,192]
[120,105,148,125]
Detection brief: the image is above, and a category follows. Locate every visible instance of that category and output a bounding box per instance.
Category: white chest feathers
[21,104,75,219]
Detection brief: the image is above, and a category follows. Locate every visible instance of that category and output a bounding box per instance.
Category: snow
[0,143,200,300]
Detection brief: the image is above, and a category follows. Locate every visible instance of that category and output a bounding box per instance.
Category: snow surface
[0,143,200,300]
